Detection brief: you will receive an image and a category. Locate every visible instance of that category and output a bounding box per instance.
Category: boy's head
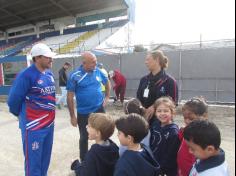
[182,97,208,126]
[116,113,149,145]
[87,113,115,141]
[184,120,221,160]
[124,98,145,116]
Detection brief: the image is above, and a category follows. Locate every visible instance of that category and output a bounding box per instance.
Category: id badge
[143,88,149,98]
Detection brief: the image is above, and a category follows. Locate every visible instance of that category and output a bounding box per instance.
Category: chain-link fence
[52,39,235,104]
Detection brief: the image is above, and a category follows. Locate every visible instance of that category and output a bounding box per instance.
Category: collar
[195,149,225,173]
[79,65,96,74]
[148,69,164,78]
[147,70,166,83]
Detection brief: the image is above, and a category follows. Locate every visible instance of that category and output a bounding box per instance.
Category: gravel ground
[0,102,234,176]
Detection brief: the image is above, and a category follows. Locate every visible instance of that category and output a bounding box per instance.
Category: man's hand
[103,96,109,107]
[67,91,77,127]
[70,115,78,127]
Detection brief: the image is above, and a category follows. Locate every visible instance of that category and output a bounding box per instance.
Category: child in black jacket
[71,113,119,176]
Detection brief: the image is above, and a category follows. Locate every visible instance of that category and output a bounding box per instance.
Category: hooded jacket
[150,119,180,176]
[137,70,178,108]
[78,139,119,176]
[112,70,126,90]
[114,144,161,176]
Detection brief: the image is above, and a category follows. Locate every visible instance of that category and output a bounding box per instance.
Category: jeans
[77,106,105,161]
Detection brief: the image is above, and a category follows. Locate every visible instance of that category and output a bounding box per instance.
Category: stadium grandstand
[0,0,135,58]
[0,0,135,94]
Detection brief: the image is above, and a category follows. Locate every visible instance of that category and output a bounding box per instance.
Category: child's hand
[145,106,155,121]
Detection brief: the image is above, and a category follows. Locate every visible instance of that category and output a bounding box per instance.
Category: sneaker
[113,97,118,103]
[71,159,80,170]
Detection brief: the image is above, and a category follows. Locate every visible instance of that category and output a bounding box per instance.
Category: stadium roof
[0,0,128,31]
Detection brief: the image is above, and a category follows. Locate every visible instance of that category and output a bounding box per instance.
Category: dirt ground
[0,102,235,176]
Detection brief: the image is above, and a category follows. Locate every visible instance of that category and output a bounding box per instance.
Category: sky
[132,0,235,44]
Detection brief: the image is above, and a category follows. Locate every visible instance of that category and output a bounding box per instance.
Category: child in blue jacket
[114,113,161,176]
[71,113,119,176]
[150,96,180,176]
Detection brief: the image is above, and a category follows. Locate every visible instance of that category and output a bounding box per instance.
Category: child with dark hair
[124,98,146,116]
[119,98,151,156]
[177,97,208,176]
[71,113,119,176]
[184,120,230,176]
[150,96,180,176]
[114,113,161,176]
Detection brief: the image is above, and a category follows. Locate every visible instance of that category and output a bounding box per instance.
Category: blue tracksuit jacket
[8,64,56,176]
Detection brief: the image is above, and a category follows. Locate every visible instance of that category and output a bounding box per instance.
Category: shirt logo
[40,86,56,95]
[32,141,39,151]
[50,76,55,83]
[160,86,165,94]
[164,132,170,139]
[37,80,43,84]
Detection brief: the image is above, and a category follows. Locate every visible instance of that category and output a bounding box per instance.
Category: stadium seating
[0,19,129,57]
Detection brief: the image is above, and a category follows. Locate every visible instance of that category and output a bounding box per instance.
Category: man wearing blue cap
[8,43,56,176]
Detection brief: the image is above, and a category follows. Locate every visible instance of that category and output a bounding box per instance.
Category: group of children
[71,96,230,176]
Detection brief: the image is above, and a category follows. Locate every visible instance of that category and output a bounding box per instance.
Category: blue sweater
[78,139,119,176]
[150,119,180,176]
[114,144,161,176]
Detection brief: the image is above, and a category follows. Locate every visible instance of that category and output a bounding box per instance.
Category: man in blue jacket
[67,52,111,161]
[8,43,56,176]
